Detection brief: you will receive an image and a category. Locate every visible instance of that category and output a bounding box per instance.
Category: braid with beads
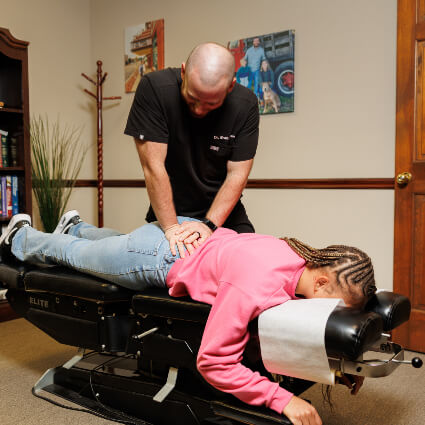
[282,237,377,301]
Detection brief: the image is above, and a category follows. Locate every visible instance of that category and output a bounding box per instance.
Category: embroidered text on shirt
[213,135,236,141]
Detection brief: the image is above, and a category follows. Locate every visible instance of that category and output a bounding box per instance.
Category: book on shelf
[0,129,9,167]
[1,176,6,216]
[11,175,18,215]
[9,136,18,167]
[0,129,6,168]
[0,129,19,168]
[5,175,12,217]
[0,175,18,217]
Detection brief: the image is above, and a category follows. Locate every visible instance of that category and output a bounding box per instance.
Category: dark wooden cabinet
[0,28,32,322]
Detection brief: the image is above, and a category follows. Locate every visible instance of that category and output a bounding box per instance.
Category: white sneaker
[53,210,82,234]
[0,214,32,248]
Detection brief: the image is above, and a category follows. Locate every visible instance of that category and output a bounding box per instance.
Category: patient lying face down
[0,211,377,425]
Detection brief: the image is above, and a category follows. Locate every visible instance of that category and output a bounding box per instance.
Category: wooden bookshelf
[0,28,32,322]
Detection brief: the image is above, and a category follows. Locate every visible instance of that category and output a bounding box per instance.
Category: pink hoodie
[166,227,305,414]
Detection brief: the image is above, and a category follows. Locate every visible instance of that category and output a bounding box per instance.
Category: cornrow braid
[282,238,377,302]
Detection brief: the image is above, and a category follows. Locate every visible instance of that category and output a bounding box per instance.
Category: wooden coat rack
[82,61,121,227]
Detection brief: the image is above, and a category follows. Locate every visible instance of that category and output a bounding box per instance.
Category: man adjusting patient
[125,42,259,257]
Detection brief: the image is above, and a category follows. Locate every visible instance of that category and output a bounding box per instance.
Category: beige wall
[1,0,98,228]
[90,0,397,179]
[2,0,397,288]
[243,189,395,290]
[93,0,397,288]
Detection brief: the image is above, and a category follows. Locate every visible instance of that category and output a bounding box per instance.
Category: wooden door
[394,0,425,353]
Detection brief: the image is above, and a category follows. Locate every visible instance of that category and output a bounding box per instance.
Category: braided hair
[282,237,377,303]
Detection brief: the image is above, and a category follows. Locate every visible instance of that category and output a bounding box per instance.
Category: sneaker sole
[0,214,32,246]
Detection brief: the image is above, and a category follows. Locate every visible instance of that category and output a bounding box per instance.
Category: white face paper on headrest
[258,298,344,385]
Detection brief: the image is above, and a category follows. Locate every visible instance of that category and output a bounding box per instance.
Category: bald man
[125,43,259,257]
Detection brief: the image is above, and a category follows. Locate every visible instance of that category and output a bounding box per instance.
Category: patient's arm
[283,396,322,425]
[196,281,321,423]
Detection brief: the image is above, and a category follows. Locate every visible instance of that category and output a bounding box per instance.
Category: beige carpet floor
[0,318,115,425]
[0,318,424,425]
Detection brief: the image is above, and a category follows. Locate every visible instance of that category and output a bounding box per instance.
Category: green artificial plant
[30,115,88,232]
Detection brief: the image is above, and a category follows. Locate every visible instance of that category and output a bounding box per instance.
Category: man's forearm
[134,139,178,230]
[144,169,178,230]
[206,174,247,227]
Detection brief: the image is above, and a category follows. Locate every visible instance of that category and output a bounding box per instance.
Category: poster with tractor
[227,30,295,114]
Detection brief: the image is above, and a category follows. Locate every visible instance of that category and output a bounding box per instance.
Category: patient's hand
[283,396,322,425]
[337,373,364,395]
[175,221,213,254]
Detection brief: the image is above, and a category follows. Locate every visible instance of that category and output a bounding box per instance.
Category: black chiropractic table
[0,259,422,425]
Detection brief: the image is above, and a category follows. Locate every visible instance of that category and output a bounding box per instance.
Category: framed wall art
[228,30,295,114]
[124,19,164,93]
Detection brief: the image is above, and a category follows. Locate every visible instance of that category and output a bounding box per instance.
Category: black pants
[146,201,255,234]
[222,201,255,233]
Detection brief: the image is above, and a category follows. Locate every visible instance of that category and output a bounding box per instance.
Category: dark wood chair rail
[75,178,395,190]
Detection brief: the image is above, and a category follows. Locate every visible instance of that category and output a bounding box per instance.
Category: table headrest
[365,291,411,331]
[325,306,383,359]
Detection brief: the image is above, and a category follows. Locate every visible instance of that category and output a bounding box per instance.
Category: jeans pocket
[127,222,166,255]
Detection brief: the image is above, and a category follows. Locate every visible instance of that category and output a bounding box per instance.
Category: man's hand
[337,373,364,395]
[164,222,207,257]
[283,396,322,425]
[164,224,188,258]
[175,221,213,254]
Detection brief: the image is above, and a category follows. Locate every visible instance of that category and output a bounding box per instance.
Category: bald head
[180,43,236,118]
[185,42,235,88]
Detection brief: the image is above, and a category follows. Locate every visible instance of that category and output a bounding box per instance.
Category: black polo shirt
[124,67,259,223]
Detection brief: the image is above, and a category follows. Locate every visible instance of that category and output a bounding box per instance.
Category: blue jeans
[12,217,199,291]
[250,69,261,97]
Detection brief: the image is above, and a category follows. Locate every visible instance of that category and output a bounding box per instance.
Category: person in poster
[242,37,266,97]
[235,58,251,88]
